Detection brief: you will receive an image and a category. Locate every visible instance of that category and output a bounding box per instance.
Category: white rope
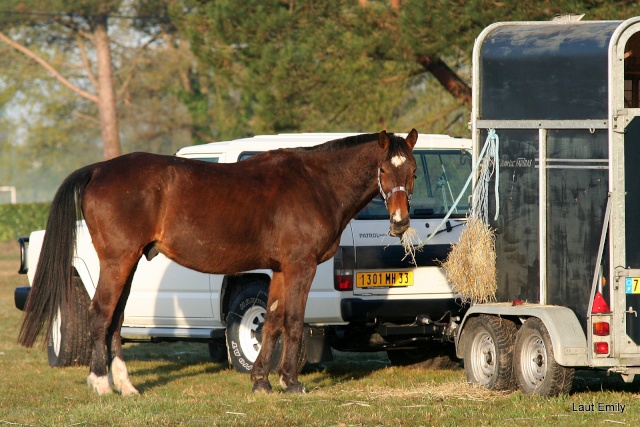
[471,129,500,223]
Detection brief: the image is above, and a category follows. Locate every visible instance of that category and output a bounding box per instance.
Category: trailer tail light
[593,322,610,336]
[594,342,609,355]
[591,292,612,357]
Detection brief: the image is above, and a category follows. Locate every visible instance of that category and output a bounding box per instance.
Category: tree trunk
[417,55,472,105]
[93,15,121,159]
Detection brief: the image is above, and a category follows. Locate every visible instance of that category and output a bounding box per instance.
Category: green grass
[1,241,639,426]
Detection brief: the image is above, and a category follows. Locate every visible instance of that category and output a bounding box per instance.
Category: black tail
[18,165,95,348]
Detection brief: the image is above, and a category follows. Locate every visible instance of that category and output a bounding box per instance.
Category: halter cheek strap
[377,168,412,208]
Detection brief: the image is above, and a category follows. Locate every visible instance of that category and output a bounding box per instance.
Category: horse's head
[377,129,418,237]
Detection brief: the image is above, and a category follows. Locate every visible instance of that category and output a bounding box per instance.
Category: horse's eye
[380,168,387,174]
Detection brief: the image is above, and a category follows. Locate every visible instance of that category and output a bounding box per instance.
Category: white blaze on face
[393,209,402,223]
[391,155,406,167]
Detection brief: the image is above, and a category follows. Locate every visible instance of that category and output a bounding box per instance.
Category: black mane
[302,132,410,158]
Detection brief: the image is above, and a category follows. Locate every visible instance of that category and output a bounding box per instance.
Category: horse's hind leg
[87,258,138,396]
[107,268,138,396]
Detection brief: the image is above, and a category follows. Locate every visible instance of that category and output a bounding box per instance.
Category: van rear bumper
[340,297,466,323]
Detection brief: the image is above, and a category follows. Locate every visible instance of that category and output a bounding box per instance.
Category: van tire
[462,315,516,390]
[513,317,574,396]
[47,277,91,367]
[225,283,306,374]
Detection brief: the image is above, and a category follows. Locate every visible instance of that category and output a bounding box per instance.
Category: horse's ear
[378,130,390,150]
[405,129,418,150]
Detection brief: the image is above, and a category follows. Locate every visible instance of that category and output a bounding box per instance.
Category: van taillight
[334,272,353,291]
[333,246,355,291]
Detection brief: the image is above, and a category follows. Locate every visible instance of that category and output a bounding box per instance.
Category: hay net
[441,130,500,304]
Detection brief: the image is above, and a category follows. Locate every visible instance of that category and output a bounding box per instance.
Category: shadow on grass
[122,341,230,392]
[121,343,395,393]
[571,369,640,394]
[118,341,640,395]
[300,351,394,389]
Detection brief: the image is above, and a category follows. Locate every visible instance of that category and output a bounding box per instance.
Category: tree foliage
[177,0,448,135]
[2,0,640,202]
[0,0,204,200]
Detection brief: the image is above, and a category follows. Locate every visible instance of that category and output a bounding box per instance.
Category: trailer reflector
[592,291,610,313]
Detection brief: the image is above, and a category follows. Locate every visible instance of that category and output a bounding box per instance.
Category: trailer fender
[456,303,588,366]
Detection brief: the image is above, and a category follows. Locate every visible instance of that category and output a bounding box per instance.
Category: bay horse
[18,129,418,395]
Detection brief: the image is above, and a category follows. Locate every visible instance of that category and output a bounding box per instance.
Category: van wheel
[462,315,516,390]
[48,277,91,367]
[225,283,306,374]
[387,344,460,369]
[513,317,574,396]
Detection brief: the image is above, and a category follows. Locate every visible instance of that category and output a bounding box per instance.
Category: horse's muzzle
[389,216,410,237]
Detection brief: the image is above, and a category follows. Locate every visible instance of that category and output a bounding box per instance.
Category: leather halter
[377,167,411,208]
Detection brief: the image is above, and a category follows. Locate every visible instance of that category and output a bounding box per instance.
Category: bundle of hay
[400,226,422,266]
[441,216,497,304]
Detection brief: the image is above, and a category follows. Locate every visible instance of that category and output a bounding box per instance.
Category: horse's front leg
[250,272,286,393]
[278,262,316,394]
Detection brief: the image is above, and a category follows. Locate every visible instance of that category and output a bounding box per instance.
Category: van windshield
[356,149,472,220]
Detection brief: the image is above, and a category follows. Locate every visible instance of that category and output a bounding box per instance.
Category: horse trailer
[456,16,640,396]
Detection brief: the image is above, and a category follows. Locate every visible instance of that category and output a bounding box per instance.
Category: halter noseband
[377,167,411,208]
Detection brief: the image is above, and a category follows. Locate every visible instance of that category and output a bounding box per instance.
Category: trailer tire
[462,315,516,390]
[226,283,306,374]
[47,277,91,367]
[513,317,574,396]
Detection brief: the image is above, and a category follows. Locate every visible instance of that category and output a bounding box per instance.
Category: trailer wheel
[47,277,91,367]
[513,317,574,396]
[462,315,516,390]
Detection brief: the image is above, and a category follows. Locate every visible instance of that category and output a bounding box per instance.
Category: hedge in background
[0,203,50,242]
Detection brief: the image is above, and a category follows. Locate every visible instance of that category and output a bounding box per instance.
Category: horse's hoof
[87,373,113,396]
[252,380,273,393]
[284,383,307,394]
[119,383,140,397]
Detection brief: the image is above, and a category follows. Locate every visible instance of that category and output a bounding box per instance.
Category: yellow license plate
[626,277,640,294]
[356,271,413,288]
